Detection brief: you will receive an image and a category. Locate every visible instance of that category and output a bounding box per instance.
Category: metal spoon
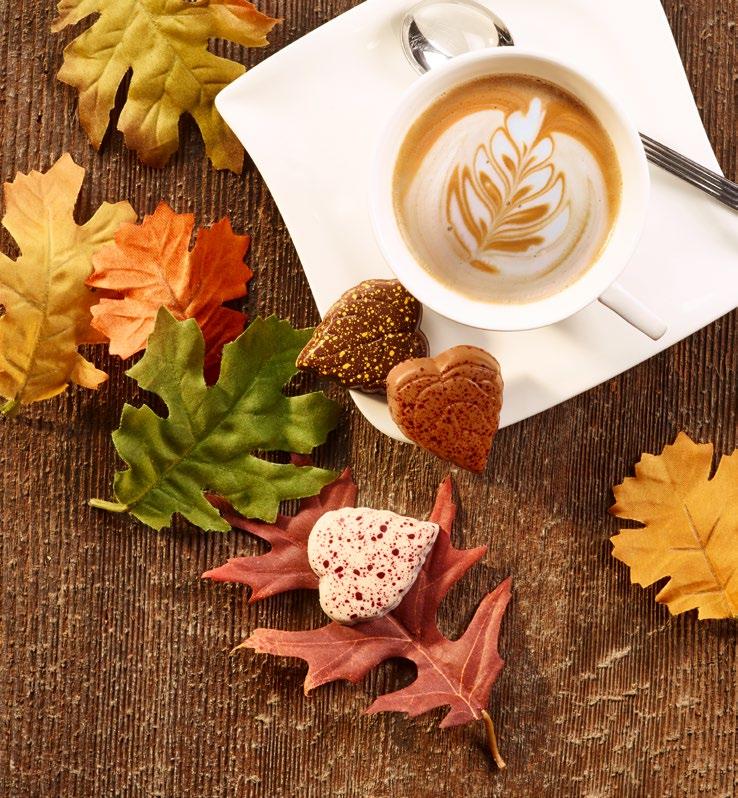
[402,0,738,210]
[402,0,513,73]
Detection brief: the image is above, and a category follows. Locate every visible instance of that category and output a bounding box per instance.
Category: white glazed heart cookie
[307,507,440,624]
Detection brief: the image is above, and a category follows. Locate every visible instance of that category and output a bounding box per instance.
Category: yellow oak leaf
[52,0,279,173]
[610,432,738,620]
[0,154,136,415]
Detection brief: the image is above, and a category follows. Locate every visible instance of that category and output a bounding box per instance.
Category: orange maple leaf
[611,432,738,620]
[87,202,252,376]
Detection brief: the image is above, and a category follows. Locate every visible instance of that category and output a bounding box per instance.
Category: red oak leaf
[202,469,358,602]
[87,201,252,379]
[242,477,512,728]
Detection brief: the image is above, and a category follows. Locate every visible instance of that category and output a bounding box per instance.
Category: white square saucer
[217,0,738,442]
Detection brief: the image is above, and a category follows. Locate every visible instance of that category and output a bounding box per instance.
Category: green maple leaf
[91,309,341,531]
[52,0,279,172]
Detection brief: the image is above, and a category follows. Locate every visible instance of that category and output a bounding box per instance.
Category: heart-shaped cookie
[307,507,439,624]
[387,346,504,473]
[296,279,428,393]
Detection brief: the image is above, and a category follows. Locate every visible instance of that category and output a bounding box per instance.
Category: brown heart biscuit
[387,346,504,473]
[297,279,428,393]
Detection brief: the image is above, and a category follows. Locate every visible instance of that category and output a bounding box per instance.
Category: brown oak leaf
[203,468,358,602]
[242,477,512,728]
[87,202,252,379]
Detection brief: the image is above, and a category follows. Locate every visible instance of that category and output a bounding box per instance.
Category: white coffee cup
[369,48,667,340]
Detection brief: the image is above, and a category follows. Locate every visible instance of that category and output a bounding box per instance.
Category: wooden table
[1,2,735,796]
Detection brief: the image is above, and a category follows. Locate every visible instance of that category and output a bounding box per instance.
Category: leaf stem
[89,498,128,513]
[482,709,506,770]
[1,399,20,417]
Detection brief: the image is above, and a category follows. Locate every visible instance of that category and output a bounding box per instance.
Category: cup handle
[598,282,667,341]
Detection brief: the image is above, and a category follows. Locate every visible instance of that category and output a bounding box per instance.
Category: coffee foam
[394,75,622,304]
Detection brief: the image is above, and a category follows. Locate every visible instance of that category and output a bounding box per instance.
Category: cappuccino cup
[369,49,666,340]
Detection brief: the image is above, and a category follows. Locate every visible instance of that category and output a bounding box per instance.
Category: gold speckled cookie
[386,346,504,473]
[297,279,428,393]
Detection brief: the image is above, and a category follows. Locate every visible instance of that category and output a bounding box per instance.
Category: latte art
[394,75,622,304]
[446,98,571,269]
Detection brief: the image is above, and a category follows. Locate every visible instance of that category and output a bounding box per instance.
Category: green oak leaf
[91,309,341,531]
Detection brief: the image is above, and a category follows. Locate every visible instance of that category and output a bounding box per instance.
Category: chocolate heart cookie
[297,279,428,393]
[387,346,504,473]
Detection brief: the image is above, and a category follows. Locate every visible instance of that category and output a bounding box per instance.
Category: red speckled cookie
[296,279,428,393]
[307,507,439,624]
[387,346,504,473]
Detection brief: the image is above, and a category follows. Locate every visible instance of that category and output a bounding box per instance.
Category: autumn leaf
[203,468,358,601]
[611,432,738,620]
[0,154,135,415]
[88,202,252,379]
[90,309,341,531]
[52,0,279,172]
[242,477,513,728]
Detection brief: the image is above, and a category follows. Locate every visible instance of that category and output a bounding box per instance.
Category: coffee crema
[393,74,623,304]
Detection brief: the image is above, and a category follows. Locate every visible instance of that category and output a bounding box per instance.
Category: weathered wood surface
[0,1,736,796]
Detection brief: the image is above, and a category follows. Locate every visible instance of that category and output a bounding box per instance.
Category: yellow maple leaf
[52,0,279,173]
[610,432,738,620]
[0,154,136,415]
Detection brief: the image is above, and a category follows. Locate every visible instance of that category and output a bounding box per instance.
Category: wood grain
[1,1,736,796]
